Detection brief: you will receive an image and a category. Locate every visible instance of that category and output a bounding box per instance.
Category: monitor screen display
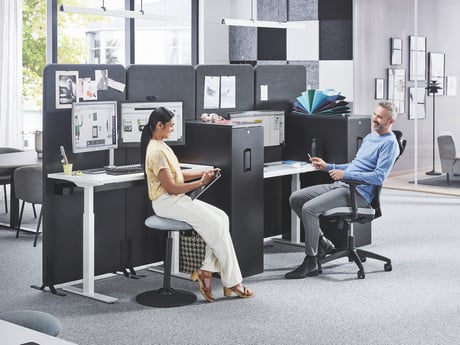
[71,101,118,153]
[120,101,184,146]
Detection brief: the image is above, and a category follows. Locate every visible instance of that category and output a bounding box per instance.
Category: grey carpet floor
[1,189,460,345]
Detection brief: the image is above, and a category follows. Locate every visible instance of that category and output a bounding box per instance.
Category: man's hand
[329,169,344,181]
[310,157,327,170]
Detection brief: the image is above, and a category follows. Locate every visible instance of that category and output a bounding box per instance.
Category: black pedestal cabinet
[175,121,264,277]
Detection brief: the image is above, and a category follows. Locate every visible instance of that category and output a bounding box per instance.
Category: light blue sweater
[325,131,399,203]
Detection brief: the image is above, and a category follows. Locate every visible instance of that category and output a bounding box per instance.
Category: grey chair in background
[14,165,43,247]
[0,147,23,213]
[437,135,460,184]
[0,310,62,336]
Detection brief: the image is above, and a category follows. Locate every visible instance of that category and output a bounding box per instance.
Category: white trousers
[152,194,243,288]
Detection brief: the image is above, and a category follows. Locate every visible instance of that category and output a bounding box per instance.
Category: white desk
[0,320,77,345]
[263,161,316,244]
[48,163,211,303]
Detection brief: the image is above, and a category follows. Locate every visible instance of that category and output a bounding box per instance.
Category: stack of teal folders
[292,89,351,115]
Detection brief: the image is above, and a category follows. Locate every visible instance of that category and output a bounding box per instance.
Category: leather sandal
[191,270,214,302]
[223,284,253,298]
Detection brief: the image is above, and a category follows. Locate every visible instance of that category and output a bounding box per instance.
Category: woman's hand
[200,168,220,185]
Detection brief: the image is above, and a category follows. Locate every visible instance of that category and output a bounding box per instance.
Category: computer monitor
[71,101,118,154]
[120,101,184,146]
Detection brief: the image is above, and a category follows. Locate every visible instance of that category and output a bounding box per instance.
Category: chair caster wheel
[357,270,365,279]
[384,263,392,271]
[359,256,366,262]
[318,268,323,274]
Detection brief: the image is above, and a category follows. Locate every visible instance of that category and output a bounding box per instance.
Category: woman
[140,107,253,302]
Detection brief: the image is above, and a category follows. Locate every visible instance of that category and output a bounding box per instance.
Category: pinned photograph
[56,70,79,109]
[95,69,109,90]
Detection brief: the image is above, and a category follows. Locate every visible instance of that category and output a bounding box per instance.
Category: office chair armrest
[341,179,369,221]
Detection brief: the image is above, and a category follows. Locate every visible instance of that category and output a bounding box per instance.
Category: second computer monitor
[120,101,184,146]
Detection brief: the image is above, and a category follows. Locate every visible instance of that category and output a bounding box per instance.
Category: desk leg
[272,173,305,248]
[9,171,20,229]
[62,186,117,303]
[290,173,302,244]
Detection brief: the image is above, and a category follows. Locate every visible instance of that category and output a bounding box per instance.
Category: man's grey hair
[377,100,397,120]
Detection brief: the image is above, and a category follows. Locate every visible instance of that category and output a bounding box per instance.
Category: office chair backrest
[372,131,405,220]
[437,135,456,160]
[14,165,43,205]
[0,147,23,175]
[392,130,407,160]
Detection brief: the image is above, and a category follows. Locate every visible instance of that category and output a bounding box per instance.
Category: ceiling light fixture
[221,0,308,30]
[59,0,174,21]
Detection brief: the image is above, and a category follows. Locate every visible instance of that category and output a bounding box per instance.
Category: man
[285,100,400,279]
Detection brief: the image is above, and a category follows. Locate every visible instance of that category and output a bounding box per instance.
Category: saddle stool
[135,215,197,308]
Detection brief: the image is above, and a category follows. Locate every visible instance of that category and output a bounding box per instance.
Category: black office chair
[135,214,197,308]
[317,130,406,279]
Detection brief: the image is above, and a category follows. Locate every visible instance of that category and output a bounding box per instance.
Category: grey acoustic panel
[258,0,288,21]
[229,26,257,61]
[258,28,287,60]
[125,65,196,120]
[319,19,353,60]
[195,64,254,116]
[254,64,306,111]
[318,0,352,20]
[288,60,319,89]
[288,0,318,21]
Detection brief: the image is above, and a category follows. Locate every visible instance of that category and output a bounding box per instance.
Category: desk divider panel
[41,64,151,288]
[126,65,196,120]
[254,64,306,113]
[195,64,254,118]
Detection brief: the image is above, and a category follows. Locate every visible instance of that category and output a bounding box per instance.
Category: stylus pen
[307,153,312,161]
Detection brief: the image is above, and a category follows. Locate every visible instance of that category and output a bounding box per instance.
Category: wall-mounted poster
[390,37,402,65]
[408,87,426,119]
[375,78,385,99]
[409,36,426,81]
[56,70,79,109]
[387,68,406,114]
[428,52,445,96]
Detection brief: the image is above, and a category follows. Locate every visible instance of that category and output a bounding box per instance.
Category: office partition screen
[120,101,184,146]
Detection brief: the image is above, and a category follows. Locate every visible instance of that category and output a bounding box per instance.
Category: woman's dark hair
[140,107,175,168]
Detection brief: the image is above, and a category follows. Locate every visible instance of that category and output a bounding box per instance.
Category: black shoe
[285,256,318,279]
[317,235,335,260]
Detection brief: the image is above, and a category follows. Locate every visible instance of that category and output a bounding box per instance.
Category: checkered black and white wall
[229,0,354,100]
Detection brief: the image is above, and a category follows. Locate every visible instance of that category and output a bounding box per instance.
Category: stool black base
[136,287,197,308]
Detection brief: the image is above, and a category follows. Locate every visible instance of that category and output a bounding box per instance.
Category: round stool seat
[137,214,196,308]
[0,310,62,336]
[144,215,194,232]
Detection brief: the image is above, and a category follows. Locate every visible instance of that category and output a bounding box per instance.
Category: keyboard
[105,164,144,175]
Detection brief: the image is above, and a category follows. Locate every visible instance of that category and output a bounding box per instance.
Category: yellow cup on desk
[63,163,73,175]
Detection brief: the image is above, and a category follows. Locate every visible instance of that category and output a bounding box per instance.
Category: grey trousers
[289,182,370,257]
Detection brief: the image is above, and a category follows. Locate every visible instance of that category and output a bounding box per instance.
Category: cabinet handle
[244,148,251,171]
